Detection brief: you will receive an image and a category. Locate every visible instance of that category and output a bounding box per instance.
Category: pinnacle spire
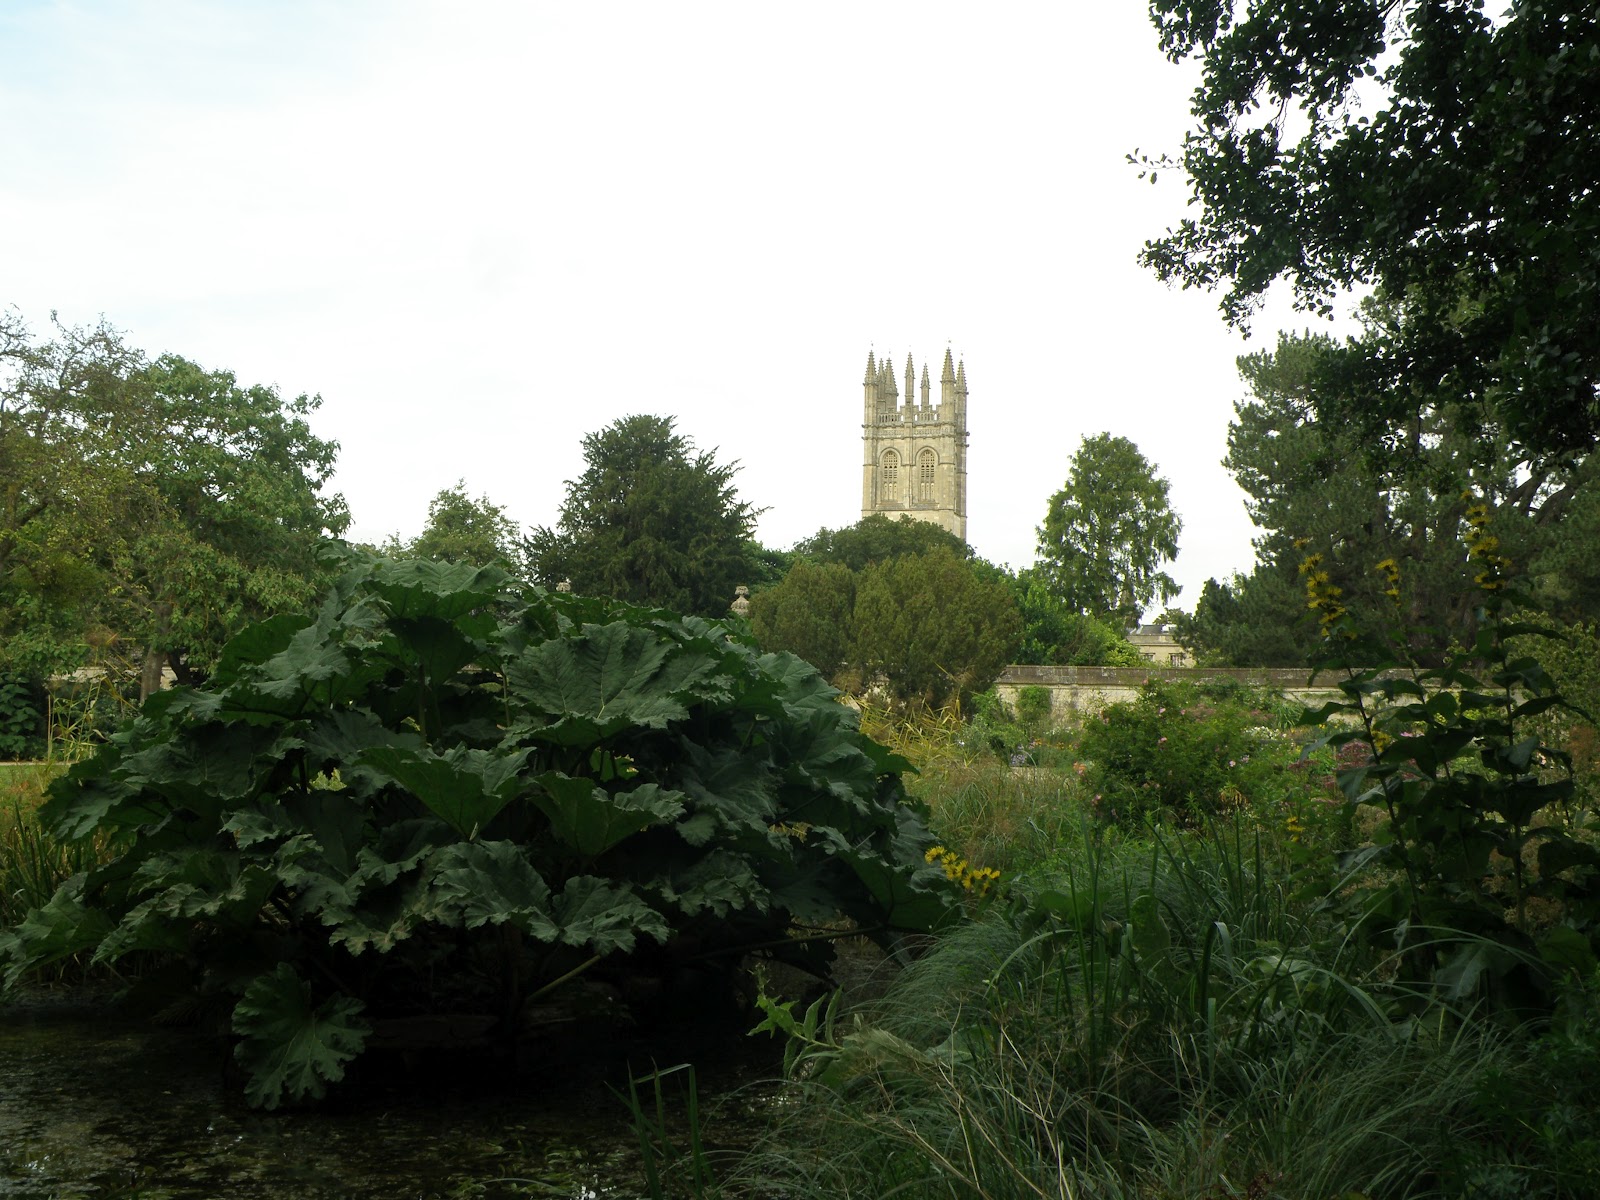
[863,349,877,385]
[941,347,956,383]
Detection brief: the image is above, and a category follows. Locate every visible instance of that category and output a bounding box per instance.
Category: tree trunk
[139,602,173,702]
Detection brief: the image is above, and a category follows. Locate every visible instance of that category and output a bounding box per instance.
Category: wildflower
[1293,536,1311,550]
[1461,497,1511,594]
[1158,736,1168,745]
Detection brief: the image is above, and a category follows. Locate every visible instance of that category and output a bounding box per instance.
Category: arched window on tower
[918,449,936,503]
[880,450,900,505]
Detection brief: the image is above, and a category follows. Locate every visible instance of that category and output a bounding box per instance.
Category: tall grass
[0,762,107,941]
[911,761,1095,876]
[726,820,1516,1199]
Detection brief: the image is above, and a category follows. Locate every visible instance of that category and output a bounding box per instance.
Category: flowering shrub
[1076,680,1270,826]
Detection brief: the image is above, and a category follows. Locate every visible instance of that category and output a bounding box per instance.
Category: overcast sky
[1,1,1352,610]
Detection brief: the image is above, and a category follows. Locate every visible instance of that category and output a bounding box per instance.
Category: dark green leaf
[231,963,370,1110]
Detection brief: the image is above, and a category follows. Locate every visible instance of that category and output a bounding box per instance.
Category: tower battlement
[860,348,969,540]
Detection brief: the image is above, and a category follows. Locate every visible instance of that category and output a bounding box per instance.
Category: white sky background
[1,1,1353,611]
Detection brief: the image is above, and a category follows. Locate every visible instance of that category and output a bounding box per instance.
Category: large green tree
[792,513,969,572]
[111,354,348,696]
[0,312,347,697]
[750,546,1022,708]
[1177,328,1594,666]
[1010,567,1142,667]
[0,311,142,677]
[408,480,520,570]
[1141,0,1600,457]
[1036,433,1182,623]
[747,560,857,682]
[851,548,1021,707]
[524,415,759,617]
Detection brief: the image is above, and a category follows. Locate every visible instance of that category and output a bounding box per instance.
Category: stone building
[860,348,969,541]
[1127,624,1189,666]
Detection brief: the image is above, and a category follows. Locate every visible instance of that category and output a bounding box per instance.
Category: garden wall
[993,665,1344,721]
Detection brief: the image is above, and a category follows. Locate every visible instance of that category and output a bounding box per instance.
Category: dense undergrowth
[657,572,1600,1199]
[5,544,1600,1197]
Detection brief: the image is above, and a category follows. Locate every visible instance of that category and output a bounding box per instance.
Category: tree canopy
[750,545,1022,709]
[851,548,1021,707]
[524,415,759,617]
[1173,327,1598,665]
[1141,0,1600,456]
[408,481,520,570]
[747,560,857,682]
[1036,433,1182,623]
[0,311,347,699]
[1010,568,1142,667]
[792,513,969,573]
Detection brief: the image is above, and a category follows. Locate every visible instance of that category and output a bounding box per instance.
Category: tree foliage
[524,415,759,617]
[408,480,520,570]
[748,561,857,681]
[792,514,969,573]
[1036,433,1181,623]
[1011,568,1142,666]
[0,310,347,698]
[851,548,1022,707]
[0,553,953,1108]
[754,516,1025,706]
[1141,0,1600,455]
[1176,328,1597,666]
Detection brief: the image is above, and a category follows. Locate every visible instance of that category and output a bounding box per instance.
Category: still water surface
[0,990,772,1200]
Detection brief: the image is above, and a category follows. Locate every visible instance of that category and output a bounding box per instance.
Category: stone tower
[860,347,968,541]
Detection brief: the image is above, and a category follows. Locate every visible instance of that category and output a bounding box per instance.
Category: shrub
[1014,685,1053,737]
[0,673,44,761]
[0,552,955,1109]
[1077,680,1257,826]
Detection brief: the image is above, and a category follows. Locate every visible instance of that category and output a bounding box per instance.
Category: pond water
[0,989,780,1200]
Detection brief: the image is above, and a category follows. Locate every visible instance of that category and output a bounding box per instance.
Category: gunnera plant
[0,550,955,1109]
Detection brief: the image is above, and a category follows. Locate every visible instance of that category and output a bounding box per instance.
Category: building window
[881,450,899,504]
[918,449,936,503]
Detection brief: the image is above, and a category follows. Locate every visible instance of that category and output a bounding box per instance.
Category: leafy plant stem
[524,952,604,1005]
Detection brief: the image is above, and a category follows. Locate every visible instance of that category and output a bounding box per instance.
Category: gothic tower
[860,347,968,541]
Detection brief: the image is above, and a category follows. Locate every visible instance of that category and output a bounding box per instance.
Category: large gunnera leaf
[507,621,725,744]
[231,963,370,1110]
[427,840,558,938]
[360,745,530,838]
[532,774,686,856]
